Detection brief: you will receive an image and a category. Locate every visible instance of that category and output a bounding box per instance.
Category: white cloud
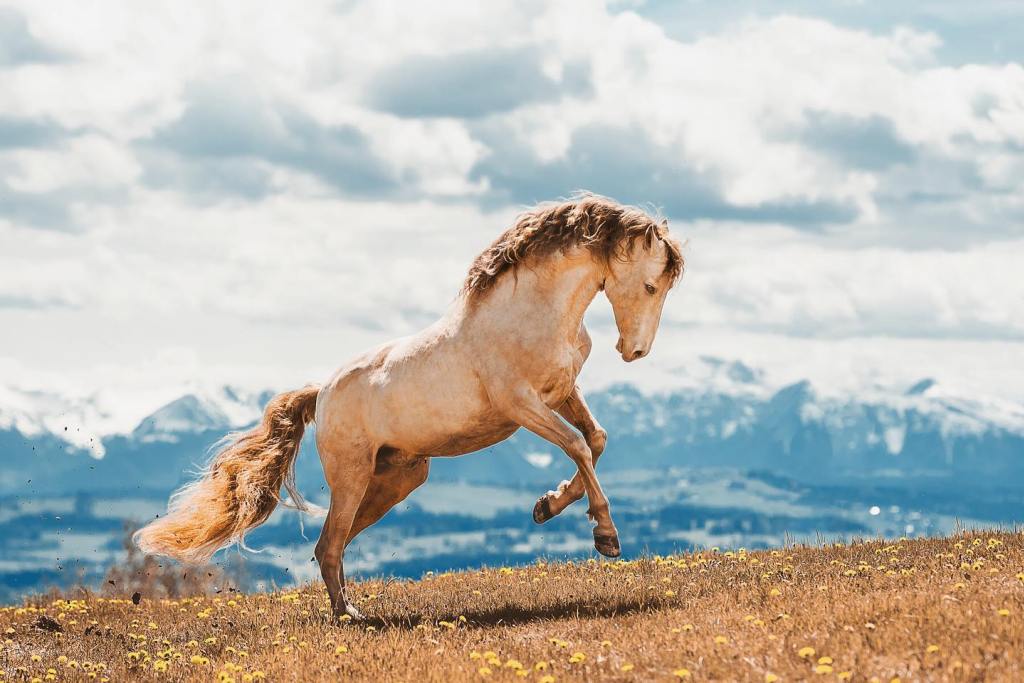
[670,223,1024,339]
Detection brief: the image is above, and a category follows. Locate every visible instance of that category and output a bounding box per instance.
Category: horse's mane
[462,192,684,300]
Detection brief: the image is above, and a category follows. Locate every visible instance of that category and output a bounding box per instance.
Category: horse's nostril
[630,349,645,360]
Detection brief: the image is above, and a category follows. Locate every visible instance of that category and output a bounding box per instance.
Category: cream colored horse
[135,194,684,619]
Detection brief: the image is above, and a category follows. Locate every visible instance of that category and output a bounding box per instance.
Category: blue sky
[1,1,1022,420]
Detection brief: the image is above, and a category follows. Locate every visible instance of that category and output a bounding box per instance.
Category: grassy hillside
[1,531,1022,682]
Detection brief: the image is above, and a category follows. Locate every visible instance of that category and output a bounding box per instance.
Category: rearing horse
[136,193,685,619]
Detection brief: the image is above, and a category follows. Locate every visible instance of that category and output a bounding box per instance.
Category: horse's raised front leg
[533,385,607,524]
[496,384,619,557]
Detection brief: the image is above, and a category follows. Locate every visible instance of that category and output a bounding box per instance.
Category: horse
[135,193,685,620]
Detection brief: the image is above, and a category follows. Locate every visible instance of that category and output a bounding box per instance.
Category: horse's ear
[660,218,668,228]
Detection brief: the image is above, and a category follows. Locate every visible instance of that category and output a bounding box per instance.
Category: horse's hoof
[533,496,554,524]
[594,532,621,558]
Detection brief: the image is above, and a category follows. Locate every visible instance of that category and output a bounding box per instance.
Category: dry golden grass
[2,530,1023,682]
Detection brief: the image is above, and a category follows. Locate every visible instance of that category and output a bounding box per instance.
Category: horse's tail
[134,384,322,564]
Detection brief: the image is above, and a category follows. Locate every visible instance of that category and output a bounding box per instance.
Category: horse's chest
[538,354,583,408]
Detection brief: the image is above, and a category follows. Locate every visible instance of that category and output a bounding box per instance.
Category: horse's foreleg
[533,386,607,524]
[345,455,429,548]
[314,439,374,621]
[497,385,619,558]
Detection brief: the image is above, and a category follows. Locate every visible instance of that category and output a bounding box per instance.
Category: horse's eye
[645,283,657,295]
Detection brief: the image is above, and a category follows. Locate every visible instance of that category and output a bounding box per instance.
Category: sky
[1,0,1023,424]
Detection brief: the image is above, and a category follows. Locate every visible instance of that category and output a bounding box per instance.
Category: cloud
[0,115,68,149]
[0,183,70,229]
[470,122,857,225]
[669,224,1024,340]
[790,112,917,171]
[0,134,137,229]
[368,47,591,118]
[3,3,1022,236]
[0,7,65,66]
[146,82,397,199]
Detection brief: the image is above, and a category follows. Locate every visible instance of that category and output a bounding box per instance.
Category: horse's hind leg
[533,386,607,524]
[314,435,374,620]
[345,453,429,548]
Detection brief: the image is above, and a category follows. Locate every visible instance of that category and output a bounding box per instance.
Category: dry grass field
[1,530,1022,682]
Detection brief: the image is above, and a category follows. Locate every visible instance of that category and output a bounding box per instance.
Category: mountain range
[3,357,1022,498]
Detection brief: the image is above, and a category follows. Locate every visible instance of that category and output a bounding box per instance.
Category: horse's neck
[548,256,604,339]
[458,250,605,344]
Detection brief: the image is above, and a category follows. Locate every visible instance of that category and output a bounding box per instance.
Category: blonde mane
[463,193,684,299]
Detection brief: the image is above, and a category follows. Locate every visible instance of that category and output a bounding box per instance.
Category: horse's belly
[426,419,520,457]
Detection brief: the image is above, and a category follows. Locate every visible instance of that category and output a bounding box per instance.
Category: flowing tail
[134,384,322,564]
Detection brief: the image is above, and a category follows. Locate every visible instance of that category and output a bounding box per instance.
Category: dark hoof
[594,532,621,558]
[533,496,554,524]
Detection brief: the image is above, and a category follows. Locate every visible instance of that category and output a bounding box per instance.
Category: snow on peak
[131,386,269,443]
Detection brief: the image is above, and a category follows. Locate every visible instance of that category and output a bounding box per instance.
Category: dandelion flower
[568,652,586,664]
[621,663,634,672]
[713,635,728,645]
[926,645,939,654]
[674,668,691,678]
[838,672,853,680]
[765,674,778,683]
[798,646,816,658]
[538,676,556,683]
[478,666,492,677]
[997,608,1010,617]
[815,664,834,674]
[818,656,833,665]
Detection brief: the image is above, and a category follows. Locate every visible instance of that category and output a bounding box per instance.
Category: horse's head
[604,226,683,362]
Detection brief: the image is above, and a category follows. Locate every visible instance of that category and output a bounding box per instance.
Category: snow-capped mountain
[1,357,1022,496]
[130,387,273,443]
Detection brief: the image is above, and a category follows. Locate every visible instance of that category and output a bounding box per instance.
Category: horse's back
[317,325,517,456]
